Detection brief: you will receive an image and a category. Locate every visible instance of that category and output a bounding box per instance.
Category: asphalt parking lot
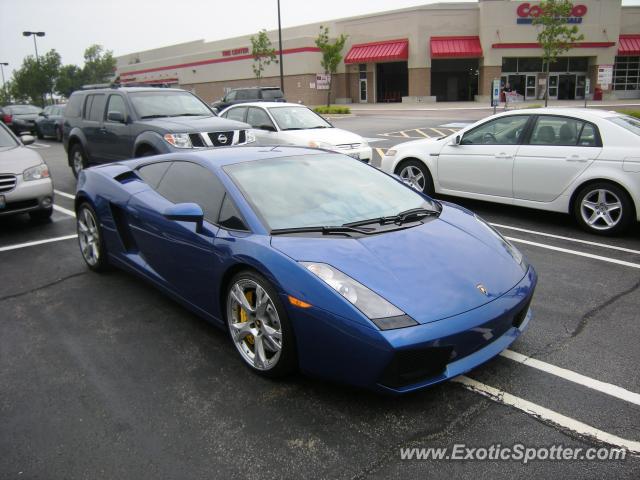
[1,112,639,479]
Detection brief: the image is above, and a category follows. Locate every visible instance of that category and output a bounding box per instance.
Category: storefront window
[502,57,586,73]
[502,58,518,72]
[568,57,589,72]
[519,58,543,72]
[613,56,640,91]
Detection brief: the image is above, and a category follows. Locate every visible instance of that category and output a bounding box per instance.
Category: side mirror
[258,124,276,132]
[107,111,126,123]
[20,134,35,146]
[38,111,46,117]
[164,203,204,233]
[452,135,462,146]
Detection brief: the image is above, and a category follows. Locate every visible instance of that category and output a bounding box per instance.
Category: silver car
[0,122,54,221]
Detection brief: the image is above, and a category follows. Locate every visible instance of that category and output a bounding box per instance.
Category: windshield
[224,154,435,230]
[607,115,640,137]
[0,124,18,147]
[269,106,331,131]
[262,89,283,100]
[7,105,42,115]
[129,91,212,119]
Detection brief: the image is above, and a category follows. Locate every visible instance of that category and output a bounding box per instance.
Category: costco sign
[517,2,587,24]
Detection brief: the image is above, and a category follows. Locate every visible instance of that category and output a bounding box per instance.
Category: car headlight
[164,133,192,148]
[385,149,397,156]
[474,214,525,266]
[23,164,50,181]
[308,140,336,150]
[246,130,256,143]
[301,262,418,330]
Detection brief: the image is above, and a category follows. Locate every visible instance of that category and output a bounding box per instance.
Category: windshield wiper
[344,207,439,228]
[270,225,376,236]
[282,127,305,131]
[168,113,208,117]
[311,125,331,129]
[140,114,169,119]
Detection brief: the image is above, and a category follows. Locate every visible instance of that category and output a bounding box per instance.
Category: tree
[82,44,116,84]
[250,30,278,82]
[10,50,61,106]
[56,64,85,98]
[314,26,347,107]
[0,80,13,105]
[533,0,584,106]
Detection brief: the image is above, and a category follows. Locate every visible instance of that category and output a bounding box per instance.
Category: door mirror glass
[259,124,277,132]
[163,202,204,233]
[20,134,35,146]
[107,111,125,123]
[452,135,462,145]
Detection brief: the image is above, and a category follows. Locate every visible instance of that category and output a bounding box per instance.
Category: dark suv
[63,86,253,177]
[210,87,285,112]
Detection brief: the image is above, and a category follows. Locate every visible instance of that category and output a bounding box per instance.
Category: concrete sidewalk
[346,98,640,112]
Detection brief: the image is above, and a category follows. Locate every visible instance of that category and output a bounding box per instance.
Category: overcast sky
[1,0,640,80]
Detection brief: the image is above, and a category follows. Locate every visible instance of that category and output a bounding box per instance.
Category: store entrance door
[558,74,576,100]
[376,62,408,103]
[525,75,537,100]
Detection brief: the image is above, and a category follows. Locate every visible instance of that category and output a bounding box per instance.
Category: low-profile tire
[35,127,43,140]
[396,159,434,195]
[225,270,297,378]
[55,126,63,142]
[573,182,634,236]
[137,148,158,158]
[70,144,87,178]
[76,202,110,272]
[29,207,53,222]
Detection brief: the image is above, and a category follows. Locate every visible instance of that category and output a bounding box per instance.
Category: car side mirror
[107,111,126,123]
[452,135,462,146]
[38,111,46,117]
[164,203,204,233]
[258,124,276,132]
[20,134,35,146]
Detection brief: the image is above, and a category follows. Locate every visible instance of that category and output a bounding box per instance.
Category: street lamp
[277,0,284,94]
[0,63,8,97]
[22,31,46,106]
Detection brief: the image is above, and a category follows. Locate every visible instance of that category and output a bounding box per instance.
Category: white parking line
[54,189,75,200]
[53,204,76,218]
[0,234,78,253]
[501,350,640,406]
[415,129,431,138]
[505,236,640,270]
[454,376,640,455]
[493,223,640,256]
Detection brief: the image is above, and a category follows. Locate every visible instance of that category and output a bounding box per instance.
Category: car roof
[225,102,306,109]
[496,107,620,120]
[74,87,186,95]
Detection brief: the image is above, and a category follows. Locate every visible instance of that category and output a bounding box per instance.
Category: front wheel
[573,182,634,236]
[396,159,434,195]
[35,127,43,140]
[55,126,63,142]
[77,202,109,272]
[226,271,297,378]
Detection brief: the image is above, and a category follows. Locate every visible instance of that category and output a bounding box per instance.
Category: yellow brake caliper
[238,290,255,346]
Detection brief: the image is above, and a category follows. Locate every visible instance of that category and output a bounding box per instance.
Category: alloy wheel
[78,207,100,266]
[73,150,84,176]
[399,165,425,191]
[580,188,623,231]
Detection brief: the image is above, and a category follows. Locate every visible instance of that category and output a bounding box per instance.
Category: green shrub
[313,105,351,115]
[618,109,640,119]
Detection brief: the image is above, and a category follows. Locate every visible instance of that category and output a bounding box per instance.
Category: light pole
[22,31,46,106]
[0,62,8,99]
[277,0,284,94]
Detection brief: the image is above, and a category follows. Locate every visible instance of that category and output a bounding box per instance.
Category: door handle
[494,153,512,159]
[565,155,588,163]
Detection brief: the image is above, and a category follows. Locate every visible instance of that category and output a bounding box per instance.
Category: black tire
[138,148,158,158]
[70,144,87,178]
[573,181,635,236]
[29,207,53,222]
[225,270,297,378]
[35,126,43,140]
[395,159,434,196]
[76,202,110,272]
[55,126,63,142]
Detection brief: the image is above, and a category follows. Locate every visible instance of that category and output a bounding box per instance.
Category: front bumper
[289,266,536,394]
[337,146,373,163]
[0,175,54,216]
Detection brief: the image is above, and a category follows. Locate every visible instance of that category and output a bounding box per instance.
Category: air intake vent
[114,170,140,184]
[109,203,138,252]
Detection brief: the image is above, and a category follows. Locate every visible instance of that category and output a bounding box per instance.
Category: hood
[139,115,250,132]
[279,127,364,146]
[271,204,527,325]
[0,145,45,174]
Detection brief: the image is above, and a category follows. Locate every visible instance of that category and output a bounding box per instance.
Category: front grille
[207,131,235,147]
[0,174,17,193]
[187,130,248,148]
[512,299,532,329]
[336,143,361,150]
[379,346,454,388]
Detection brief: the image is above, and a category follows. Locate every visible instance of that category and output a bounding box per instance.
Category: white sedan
[381,108,640,235]
[218,102,372,162]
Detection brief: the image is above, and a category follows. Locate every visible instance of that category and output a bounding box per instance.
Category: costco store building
[115,0,640,104]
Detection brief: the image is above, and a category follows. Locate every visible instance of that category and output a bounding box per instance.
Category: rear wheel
[396,159,434,195]
[35,126,43,140]
[225,270,296,378]
[55,126,63,142]
[70,144,87,178]
[573,182,634,236]
[77,202,109,272]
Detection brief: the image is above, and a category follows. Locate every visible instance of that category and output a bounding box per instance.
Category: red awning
[344,39,408,64]
[619,35,640,56]
[430,36,483,58]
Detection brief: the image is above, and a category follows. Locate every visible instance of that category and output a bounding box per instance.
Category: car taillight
[2,114,12,124]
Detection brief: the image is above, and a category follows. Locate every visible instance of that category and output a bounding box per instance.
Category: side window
[83,95,94,120]
[86,94,106,122]
[225,91,237,102]
[65,94,83,118]
[462,116,530,145]
[578,123,599,147]
[106,95,128,121]
[44,106,52,115]
[218,194,248,231]
[247,107,275,129]
[157,162,226,223]
[225,107,247,122]
[236,89,258,100]
[137,162,172,189]
[530,116,584,146]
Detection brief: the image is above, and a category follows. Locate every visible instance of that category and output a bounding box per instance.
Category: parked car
[0,122,54,221]
[35,104,66,141]
[63,86,254,177]
[219,102,372,162]
[0,104,43,136]
[381,108,640,235]
[74,145,536,394]
[210,87,285,112]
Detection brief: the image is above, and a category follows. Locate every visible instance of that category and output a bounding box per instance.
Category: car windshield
[268,106,331,130]
[7,105,42,115]
[224,154,436,230]
[607,115,640,137]
[0,125,18,147]
[129,91,212,119]
[262,89,283,100]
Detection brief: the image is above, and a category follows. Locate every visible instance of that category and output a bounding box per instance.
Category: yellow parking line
[430,128,447,137]
[415,129,431,138]
[375,148,387,158]
[398,131,410,138]
[445,128,459,134]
